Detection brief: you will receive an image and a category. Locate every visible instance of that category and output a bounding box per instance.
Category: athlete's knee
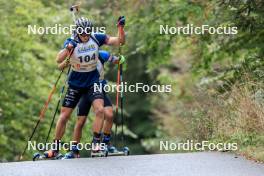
[94,106,104,117]
[104,110,113,121]
[59,108,72,124]
[59,115,69,124]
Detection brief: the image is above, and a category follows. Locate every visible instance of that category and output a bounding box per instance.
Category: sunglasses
[79,33,90,37]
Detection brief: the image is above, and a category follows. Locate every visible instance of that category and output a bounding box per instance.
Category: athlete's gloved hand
[64,39,77,50]
[119,55,126,64]
[117,16,125,27]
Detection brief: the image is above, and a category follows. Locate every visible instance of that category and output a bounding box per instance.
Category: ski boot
[33,150,63,161]
[62,145,80,160]
[102,134,116,153]
[62,151,80,159]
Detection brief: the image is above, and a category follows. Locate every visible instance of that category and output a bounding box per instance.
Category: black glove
[117,16,125,27]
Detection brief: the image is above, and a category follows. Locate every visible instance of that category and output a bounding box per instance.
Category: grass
[153,77,264,162]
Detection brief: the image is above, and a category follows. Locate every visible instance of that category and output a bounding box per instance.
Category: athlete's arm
[56,49,69,64]
[56,38,76,65]
[56,49,71,70]
[99,51,124,65]
[106,27,125,46]
[109,55,119,64]
[109,55,126,64]
[105,16,125,46]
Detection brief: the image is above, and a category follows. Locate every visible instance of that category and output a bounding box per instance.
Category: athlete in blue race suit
[44,16,126,158]
[63,50,125,158]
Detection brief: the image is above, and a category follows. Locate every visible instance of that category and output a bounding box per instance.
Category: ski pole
[114,63,121,146]
[19,69,64,160]
[114,24,125,146]
[120,60,124,146]
[44,66,71,144]
[117,22,125,146]
[20,50,74,160]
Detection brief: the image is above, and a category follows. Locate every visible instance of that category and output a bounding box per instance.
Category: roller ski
[107,145,130,156]
[102,134,130,156]
[90,143,108,158]
[33,150,64,161]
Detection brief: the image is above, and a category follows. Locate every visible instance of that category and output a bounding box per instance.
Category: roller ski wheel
[90,145,108,158]
[90,149,108,158]
[90,142,108,158]
[123,146,130,156]
[91,151,108,158]
[107,145,118,154]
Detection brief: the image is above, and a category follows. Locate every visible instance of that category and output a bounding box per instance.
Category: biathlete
[62,50,125,159]
[44,16,125,158]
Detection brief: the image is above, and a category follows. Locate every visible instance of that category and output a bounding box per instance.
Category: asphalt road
[1,152,264,176]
